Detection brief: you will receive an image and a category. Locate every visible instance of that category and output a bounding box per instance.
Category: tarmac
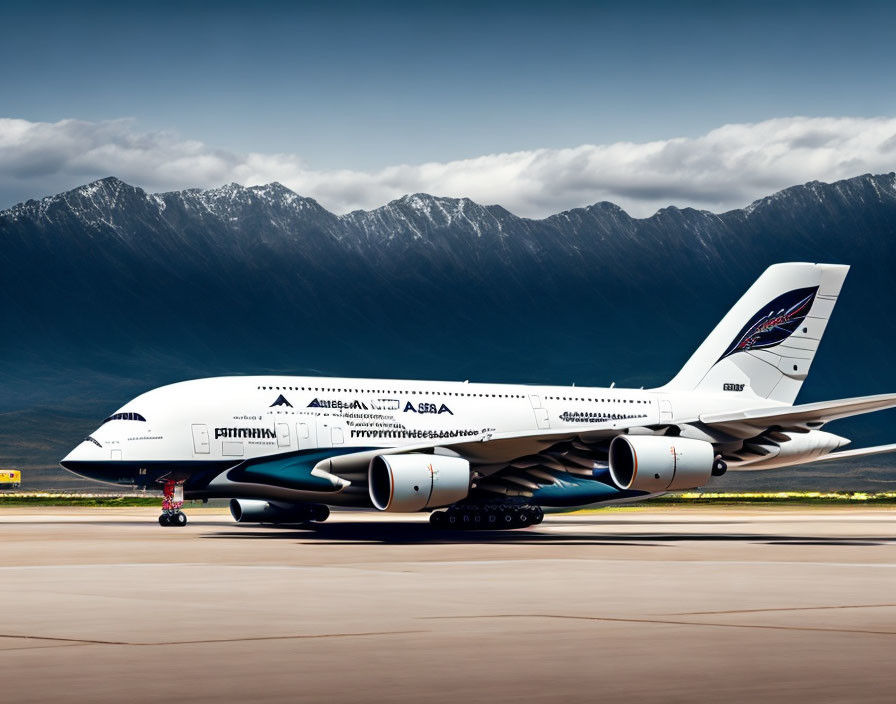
[1,506,895,703]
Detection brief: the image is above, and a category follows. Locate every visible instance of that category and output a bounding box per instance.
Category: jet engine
[609,435,717,492]
[229,499,329,523]
[369,454,470,512]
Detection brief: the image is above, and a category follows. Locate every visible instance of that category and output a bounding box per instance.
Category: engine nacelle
[369,454,470,512]
[609,435,715,492]
[229,499,329,523]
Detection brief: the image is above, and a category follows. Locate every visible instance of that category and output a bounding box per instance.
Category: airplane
[60,262,896,529]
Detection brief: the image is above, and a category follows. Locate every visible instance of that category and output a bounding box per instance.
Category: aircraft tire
[436,506,542,530]
[174,511,188,527]
[712,458,728,476]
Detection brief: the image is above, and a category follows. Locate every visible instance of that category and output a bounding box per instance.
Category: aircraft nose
[60,437,104,470]
[59,452,75,470]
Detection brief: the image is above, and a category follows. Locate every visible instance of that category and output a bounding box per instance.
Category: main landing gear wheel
[431,505,544,531]
[158,480,187,527]
[159,511,187,527]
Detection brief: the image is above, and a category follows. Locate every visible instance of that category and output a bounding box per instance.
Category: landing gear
[158,512,187,527]
[159,480,187,527]
[430,504,544,530]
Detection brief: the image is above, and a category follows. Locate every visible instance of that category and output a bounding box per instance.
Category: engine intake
[609,435,715,492]
[369,454,470,512]
[229,499,329,523]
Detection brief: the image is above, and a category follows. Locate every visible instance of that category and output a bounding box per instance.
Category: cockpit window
[102,412,147,423]
[84,436,102,447]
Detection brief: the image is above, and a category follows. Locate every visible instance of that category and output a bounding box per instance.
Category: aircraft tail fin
[663,263,849,404]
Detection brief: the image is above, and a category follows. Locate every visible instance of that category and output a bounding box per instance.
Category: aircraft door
[296,421,317,450]
[529,395,550,429]
[659,400,673,423]
[317,419,332,448]
[331,426,344,445]
[276,422,291,448]
[192,424,210,454]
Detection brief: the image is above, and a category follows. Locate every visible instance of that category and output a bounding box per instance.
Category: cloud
[2,116,896,218]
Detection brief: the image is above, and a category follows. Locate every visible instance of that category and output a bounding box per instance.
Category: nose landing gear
[159,480,188,527]
[159,511,187,527]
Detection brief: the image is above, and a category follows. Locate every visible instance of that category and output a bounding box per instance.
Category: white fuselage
[64,375,775,468]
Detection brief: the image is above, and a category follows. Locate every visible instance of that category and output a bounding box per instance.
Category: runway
[1,507,895,703]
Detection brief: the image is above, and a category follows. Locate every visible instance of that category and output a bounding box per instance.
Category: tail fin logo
[718,286,818,362]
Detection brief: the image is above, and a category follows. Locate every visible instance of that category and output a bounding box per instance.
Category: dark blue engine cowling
[229,499,329,523]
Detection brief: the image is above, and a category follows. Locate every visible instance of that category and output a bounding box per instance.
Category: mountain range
[2,173,896,490]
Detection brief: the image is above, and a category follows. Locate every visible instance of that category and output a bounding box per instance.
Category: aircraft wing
[322,423,638,499]
[191,423,635,504]
[700,393,896,434]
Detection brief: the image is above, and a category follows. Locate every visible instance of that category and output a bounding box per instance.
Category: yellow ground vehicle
[0,470,21,489]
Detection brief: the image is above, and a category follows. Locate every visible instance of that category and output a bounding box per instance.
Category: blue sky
[2,0,895,214]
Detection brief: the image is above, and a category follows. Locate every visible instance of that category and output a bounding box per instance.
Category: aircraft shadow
[199,522,896,546]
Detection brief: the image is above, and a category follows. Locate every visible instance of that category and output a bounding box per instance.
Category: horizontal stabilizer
[802,443,896,464]
[701,393,896,431]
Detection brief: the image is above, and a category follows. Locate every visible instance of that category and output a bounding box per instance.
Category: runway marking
[425,614,896,636]
[0,630,425,647]
[671,603,896,616]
